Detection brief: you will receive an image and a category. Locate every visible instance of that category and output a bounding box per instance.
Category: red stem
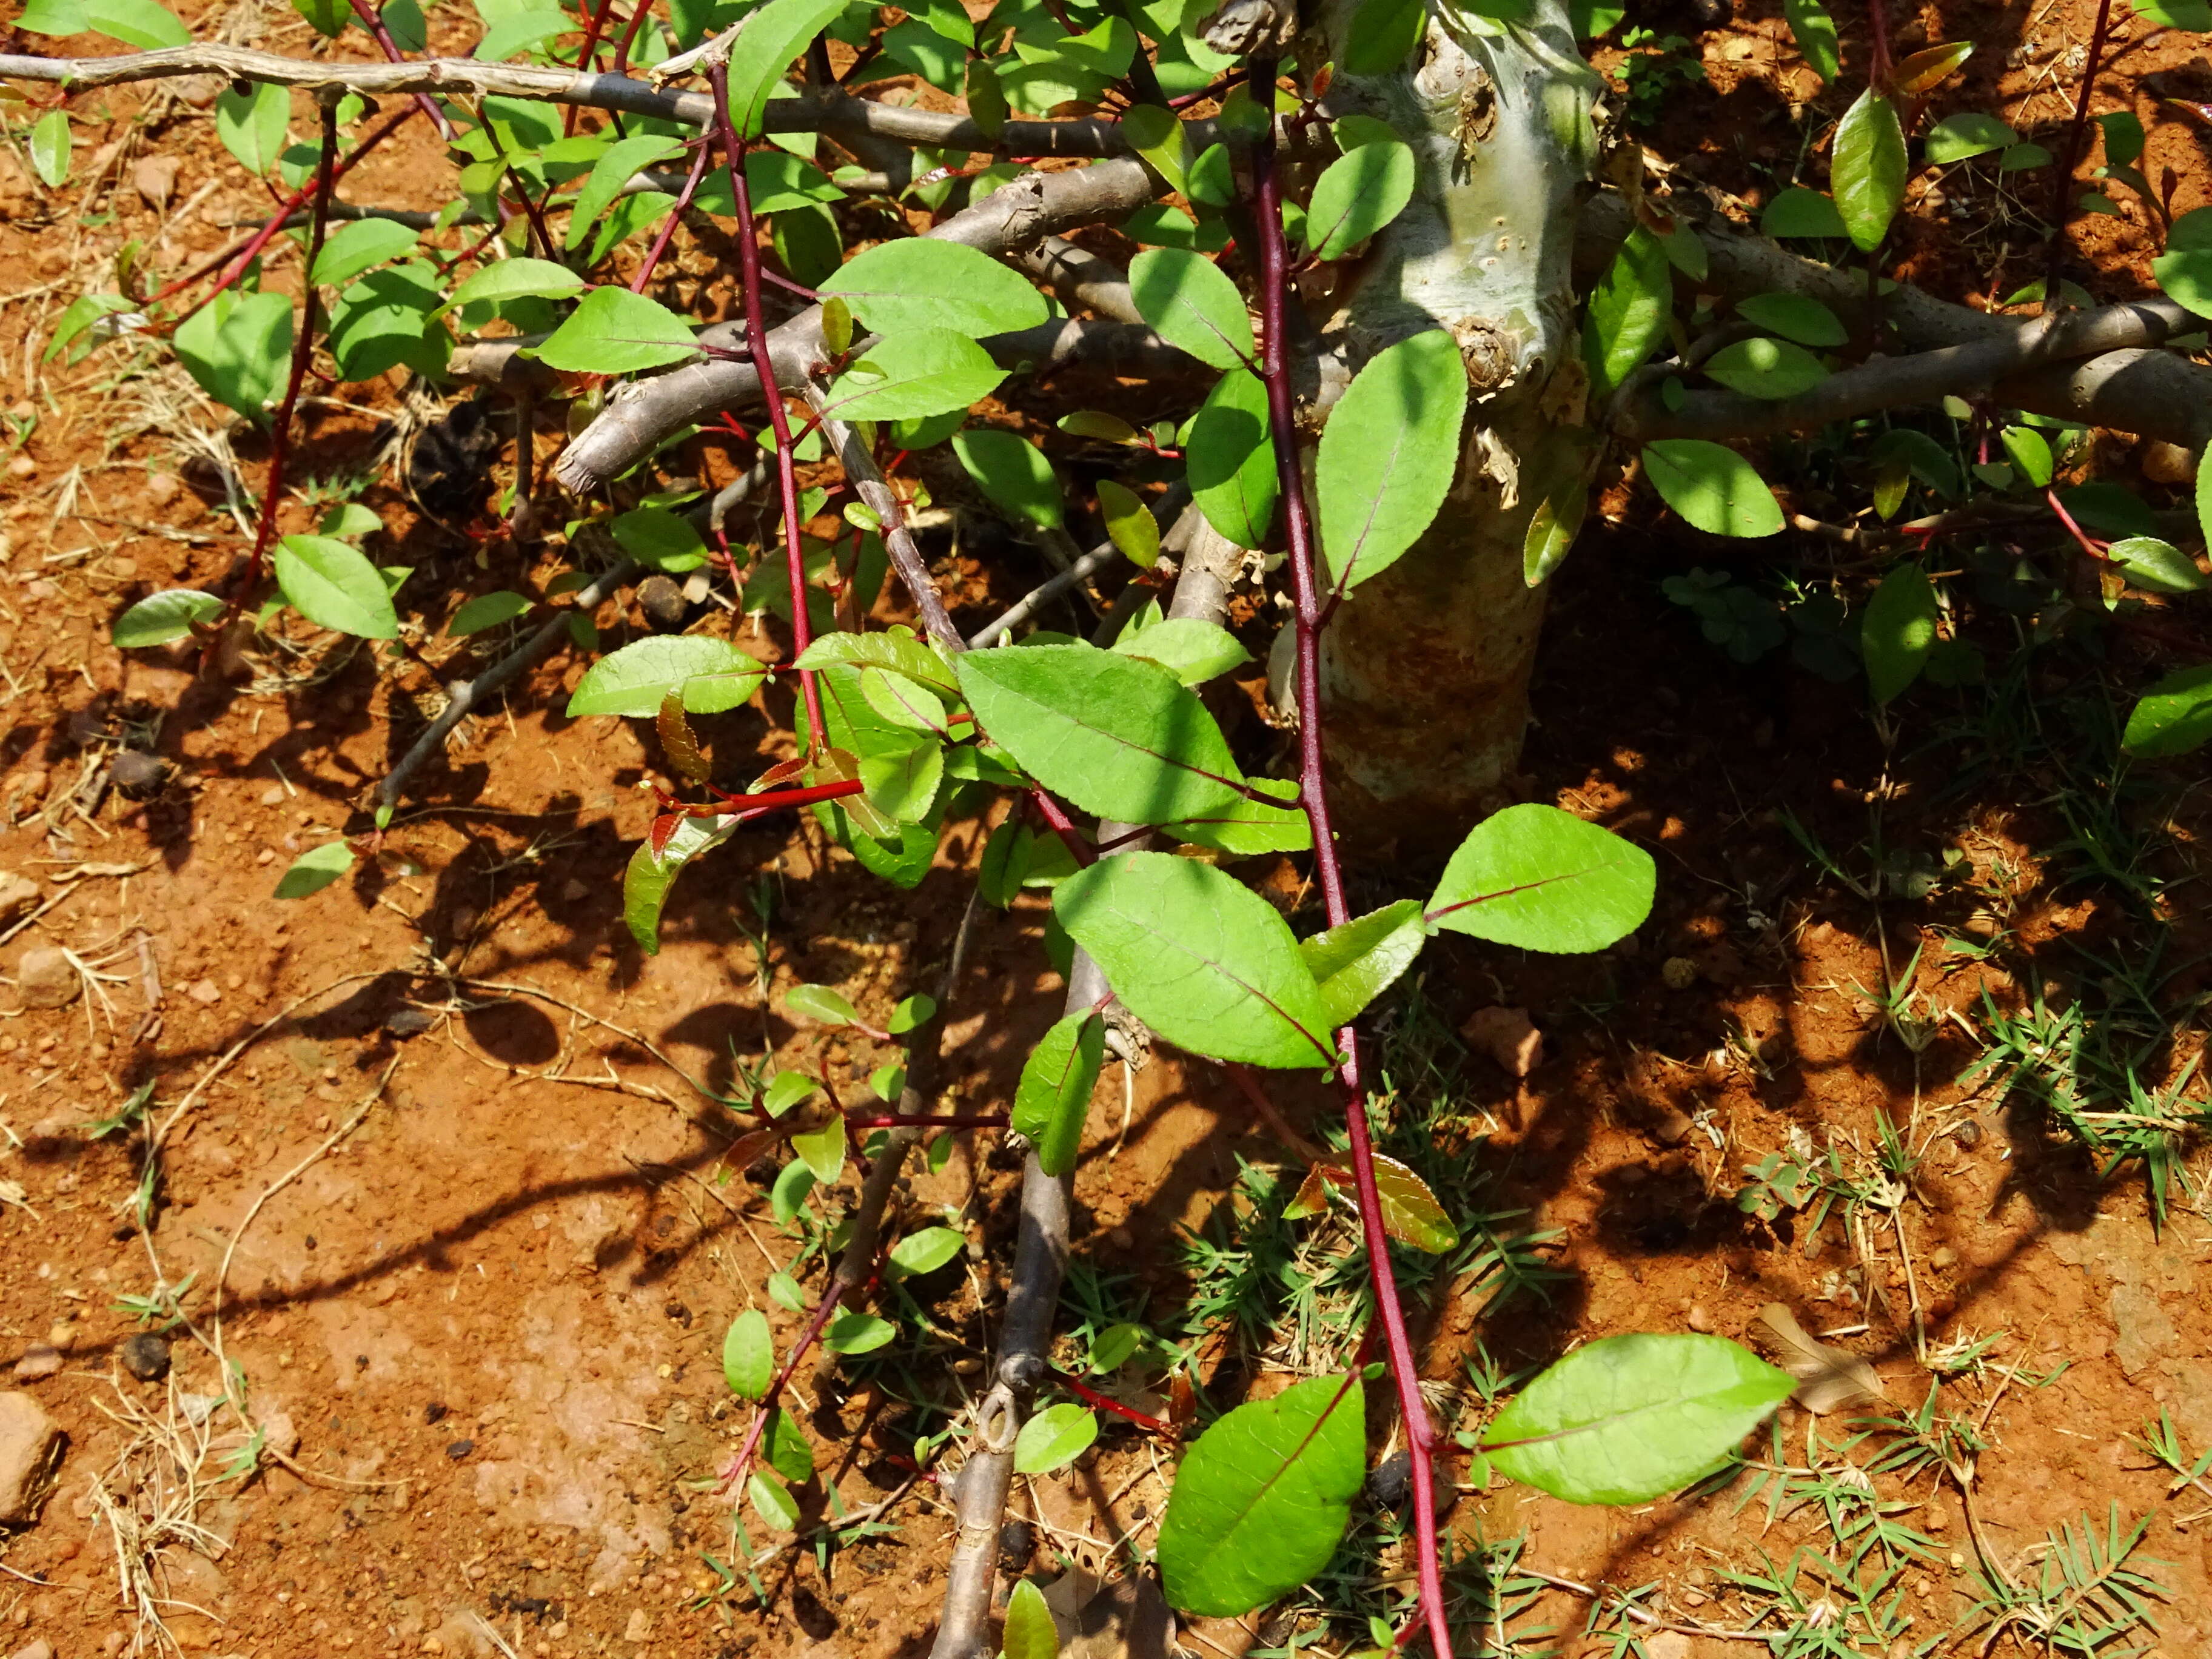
[631,138,715,293]
[719,1279,850,1494]
[2044,486,2111,560]
[702,777,865,812]
[610,1,655,77]
[241,101,342,596]
[1246,56,1452,1659]
[709,59,825,748]
[150,104,415,314]
[2044,0,2117,315]
[564,0,621,132]
[346,0,455,140]
[1027,788,1097,868]
[1866,0,1891,85]
[1044,1366,1172,1435]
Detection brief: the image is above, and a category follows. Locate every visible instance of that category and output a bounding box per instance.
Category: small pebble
[15,947,79,1010]
[119,1332,172,1382]
[1661,956,1698,991]
[10,1346,62,1382]
[5,456,35,481]
[109,749,169,799]
[1930,1245,1959,1270]
[1686,1304,1714,1333]
[187,979,222,1005]
[144,474,180,508]
[445,1438,475,1460]
[1954,1120,1982,1148]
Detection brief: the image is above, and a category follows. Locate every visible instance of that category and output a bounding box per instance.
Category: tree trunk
[1313,2,1598,856]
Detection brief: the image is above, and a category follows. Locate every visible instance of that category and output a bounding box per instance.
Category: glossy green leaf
[447,590,532,635]
[1371,1153,1458,1252]
[1861,561,1937,705]
[611,504,709,572]
[446,256,586,314]
[1832,89,1907,252]
[1734,292,1847,347]
[859,666,948,734]
[786,983,859,1025]
[1760,187,1847,240]
[1128,247,1253,370]
[213,81,289,176]
[2123,665,2212,757]
[1481,1334,1793,1505]
[1304,136,1415,261]
[726,0,851,138]
[1111,617,1250,686]
[1999,424,2053,488]
[1053,853,1334,1068]
[1164,777,1312,856]
[1001,1578,1059,1659]
[791,1111,846,1185]
[794,629,959,695]
[112,588,223,648]
[27,111,70,188]
[274,842,355,899]
[1012,1009,1104,1176]
[1703,336,1830,400]
[1924,111,2016,164]
[1120,102,1188,194]
[859,740,943,824]
[1156,1373,1365,1616]
[765,1406,813,1483]
[1317,330,1468,593]
[723,1309,773,1399]
[951,427,1062,529]
[1342,0,1424,72]
[2108,536,2209,595]
[567,636,768,716]
[2132,0,2212,27]
[1299,899,1426,1029]
[1781,0,1838,78]
[311,218,420,289]
[534,287,695,373]
[174,289,293,423]
[78,0,189,48]
[474,8,568,59]
[822,1310,894,1355]
[823,327,1007,420]
[1583,226,1671,397]
[1013,1402,1098,1476]
[273,534,399,638]
[888,1225,964,1277]
[1187,366,1277,551]
[566,135,684,249]
[1096,477,1160,568]
[956,642,1244,824]
[2153,207,2212,320]
[622,813,732,954]
[1427,803,1655,953]
[820,238,1047,338]
[1641,440,1784,538]
[749,1470,799,1530]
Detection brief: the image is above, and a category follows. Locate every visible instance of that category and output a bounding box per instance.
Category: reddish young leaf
[657,689,710,784]
[649,811,685,860]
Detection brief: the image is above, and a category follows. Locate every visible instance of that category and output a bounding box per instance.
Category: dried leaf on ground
[1751,1302,1888,1415]
[1037,1567,1175,1659]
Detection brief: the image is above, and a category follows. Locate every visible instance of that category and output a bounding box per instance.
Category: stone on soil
[0,1390,64,1524]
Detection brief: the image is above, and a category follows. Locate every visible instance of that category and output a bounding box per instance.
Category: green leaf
[273,534,400,638]
[1832,89,1907,252]
[1760,187,1847,240]
[745,148,846,213]
[1119,102,1188,194]
[2199,447,2212,551]
[2153,206,2212,320]
[860,666,948,734]
[822,326,1007,420]
[820,239,1047,339]
[1370,1153,1458,1252]
[2132,0,2212,26]
[474,7,569,58]
[2107,536,2209,595]
[1924,111,2017,164]
[1861,561,1937,705]
[1299,899,1426,1029]
[954,643,1245,825]
[822,1310,894,1355]
[567,635,768,716]
[1128,247,1253,370]
[174,290,293,423]
[1703,336,1830,400]
[888,1225,964,1278]
[726,0,850,138]
[786,983,859,1026]
[1342,0,1424,72]
[1156,1373,1365,1617]
[446,256,586,315]
[1869,427,1960,500]
[112,588,223,648]
[1096,478,1160,568]
[771,1158,814,1224]
[951,428,1063,529]
[1583,226,1671,398]
[749,1470,799,1530]
[1999,424,2053,488]
[611,504,709,572]
[447,590,532,635]
[1999,141,2053,172]
[1111,616,1251,686]
[1187,366,1277,551]
[1163,777,1312,856]
[27,111,70,188]
[311,218,419,289]
[1781,0,1838,78]
[794,629,959,696]
[765,1406,814,1483]
[723,1309,773,1399]
[1001,1578,1059,1659]
[1481,1334,1794,1505]
[565,135,683,249]
[1013,1402,1098,1475]
[623,813,732,954]
[762,1070,819,1118]
[1011,1010,1105,1177]
[1427,803,1655,953]
[791,1111,846,1185]
[215,81,289,176]
[534,287,695,374]
[1053,853,1335,1068]
[2123,665,2212,757]
[859,740,943,823]
[79,0,189,49]
[1733,292,1847,347]
[1316,330,1469,592]
[1641,440,1783,538]
[1304,136,1415,261]
[274,841,355,899]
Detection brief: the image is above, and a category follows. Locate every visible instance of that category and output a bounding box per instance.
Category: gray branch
[806,394,965,651]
